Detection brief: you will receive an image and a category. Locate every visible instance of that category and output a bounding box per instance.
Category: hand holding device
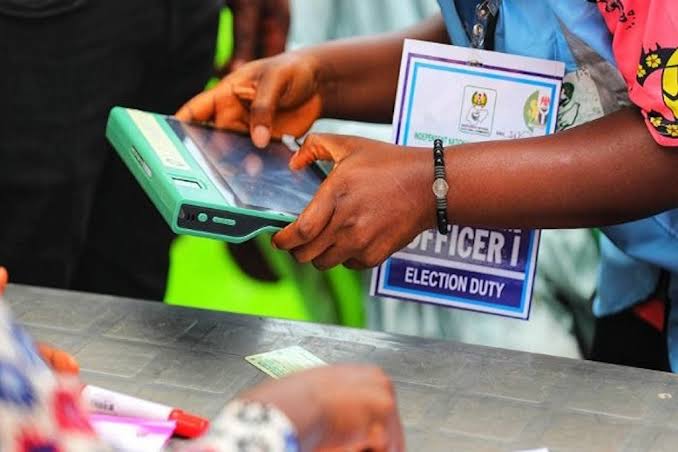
[273,133,434,270]
[107,108,326,243]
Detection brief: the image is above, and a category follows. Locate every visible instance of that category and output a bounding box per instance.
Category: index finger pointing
[249,69,289,148]
[289,133,355,170]
[273,182,336,250]
[176,89,216,122]
[289,134,333,170]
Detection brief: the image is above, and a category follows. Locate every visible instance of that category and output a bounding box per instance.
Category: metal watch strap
[433,139,449,234]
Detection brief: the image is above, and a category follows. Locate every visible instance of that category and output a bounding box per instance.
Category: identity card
[246,346,327,379]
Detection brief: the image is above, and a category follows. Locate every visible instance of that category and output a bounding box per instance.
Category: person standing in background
[0,0,289,300]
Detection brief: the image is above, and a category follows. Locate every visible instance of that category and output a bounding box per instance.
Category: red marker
[82,385,209,438]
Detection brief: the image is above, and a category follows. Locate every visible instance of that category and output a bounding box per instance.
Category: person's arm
[311,14,449,123]
[176,14,448,147]
[272,107,678,270]
[436,106,678,229]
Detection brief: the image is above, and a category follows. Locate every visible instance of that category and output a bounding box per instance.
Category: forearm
[302,14,448,123]
[422,107,678,229]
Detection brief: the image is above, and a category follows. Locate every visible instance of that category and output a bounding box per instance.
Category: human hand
[226,0,290,72]
[0,266,7,295]
[176,50,322,148]
[37,343,80,375]
[272,134,434,270]
[240,364,404,452]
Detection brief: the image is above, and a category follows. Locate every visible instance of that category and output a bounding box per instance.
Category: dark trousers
[590,308,671,372]
[0,0,220,299]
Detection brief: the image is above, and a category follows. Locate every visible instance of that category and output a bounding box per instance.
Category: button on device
[197,213,208,223]
[212,216,236,226]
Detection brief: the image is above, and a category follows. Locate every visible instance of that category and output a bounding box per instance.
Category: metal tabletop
[7,284,678,451]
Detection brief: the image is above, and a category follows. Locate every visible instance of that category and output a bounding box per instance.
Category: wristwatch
[432,139,449,234]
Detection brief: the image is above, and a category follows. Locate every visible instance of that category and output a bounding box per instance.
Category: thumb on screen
[289,134,355,170]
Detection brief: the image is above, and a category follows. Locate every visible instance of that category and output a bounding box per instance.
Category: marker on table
[82,385,209,438]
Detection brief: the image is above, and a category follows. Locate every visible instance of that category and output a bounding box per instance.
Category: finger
[344,259,367,271]
[311,243,355,271]
[389,411,406,452]
[382,394,405,452]
[289,134,354,170]
[272,182,336,250]
[37,343,80,375]
[250,70,290,148]
[230,0,262,69]
[176,89,216,122]
[0,266,7,295]
[290,222,338,265]
[233,84,257,101]
[212,82,255,132]
[366,423,389,452]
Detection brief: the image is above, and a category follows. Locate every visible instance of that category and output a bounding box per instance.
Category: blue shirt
[439,0,678,369]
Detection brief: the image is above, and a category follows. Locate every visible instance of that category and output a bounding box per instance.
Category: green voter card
[105,107,326,243]
[246,346,327,379]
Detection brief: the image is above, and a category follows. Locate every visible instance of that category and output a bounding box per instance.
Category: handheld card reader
[105,107,325,243]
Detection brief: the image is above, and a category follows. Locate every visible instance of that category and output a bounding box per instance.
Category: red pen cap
[169,409,210,438]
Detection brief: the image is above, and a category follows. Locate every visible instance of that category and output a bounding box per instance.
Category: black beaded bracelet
[432,139,450,234]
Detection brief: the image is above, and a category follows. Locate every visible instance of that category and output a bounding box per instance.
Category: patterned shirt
[596,0,678,146]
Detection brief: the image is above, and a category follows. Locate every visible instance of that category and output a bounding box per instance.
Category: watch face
[432,178,449,198]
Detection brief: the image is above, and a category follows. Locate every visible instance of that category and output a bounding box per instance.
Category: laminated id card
[106,107,325,243]
[370,40,565,319]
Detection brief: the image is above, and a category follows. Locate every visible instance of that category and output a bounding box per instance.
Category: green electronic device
[106,107,325,243]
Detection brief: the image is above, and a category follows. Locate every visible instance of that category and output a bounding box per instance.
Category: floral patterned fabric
[596,0,678,146]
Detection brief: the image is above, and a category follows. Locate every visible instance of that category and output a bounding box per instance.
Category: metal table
[8,284,678,451]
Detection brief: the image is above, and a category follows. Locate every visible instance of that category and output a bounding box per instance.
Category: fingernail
[253,125,271,148]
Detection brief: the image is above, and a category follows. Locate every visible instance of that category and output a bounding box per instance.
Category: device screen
[166,118,323,217]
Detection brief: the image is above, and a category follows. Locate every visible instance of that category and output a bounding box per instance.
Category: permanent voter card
[246,346,326,379]
[371,39,565,319]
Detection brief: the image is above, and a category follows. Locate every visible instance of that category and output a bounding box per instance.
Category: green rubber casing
[106,107,309,243]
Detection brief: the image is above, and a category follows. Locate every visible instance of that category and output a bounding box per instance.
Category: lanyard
[469,0,500,50]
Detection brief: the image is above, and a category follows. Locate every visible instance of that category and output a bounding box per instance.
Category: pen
[82,384,209,438]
